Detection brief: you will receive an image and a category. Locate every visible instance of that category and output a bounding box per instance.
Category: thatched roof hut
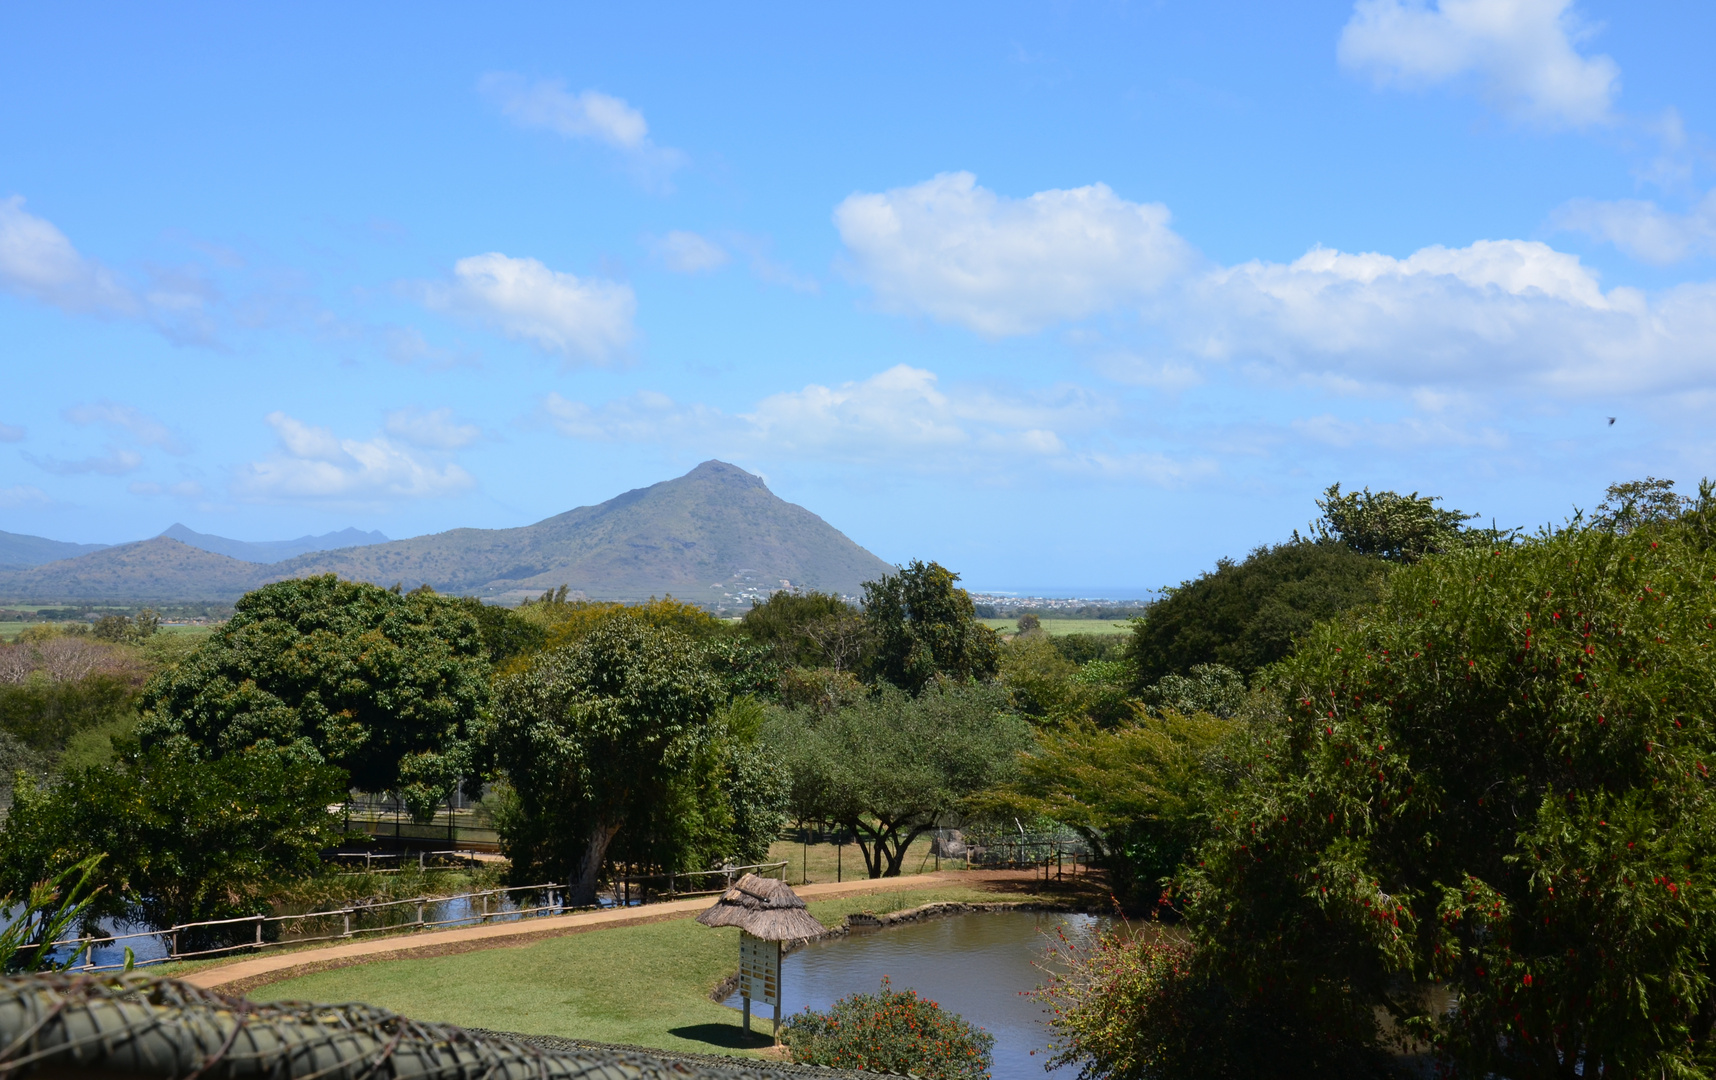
[696,874,826,941]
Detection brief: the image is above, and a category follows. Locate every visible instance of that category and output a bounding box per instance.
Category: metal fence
[46,882,566,973]
[613,860,788,905]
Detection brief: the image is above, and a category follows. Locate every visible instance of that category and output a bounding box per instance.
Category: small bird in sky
[1607,417,1616,425]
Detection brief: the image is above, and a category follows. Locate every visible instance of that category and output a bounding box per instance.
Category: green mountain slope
[268,460,892,603]
[0,538,265,602]
[0,461,892,605]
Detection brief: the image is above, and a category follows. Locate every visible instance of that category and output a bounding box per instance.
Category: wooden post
[773,999,782,1043]
[743,995,751,1032]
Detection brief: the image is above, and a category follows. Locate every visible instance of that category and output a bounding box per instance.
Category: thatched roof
[695,874,827,941]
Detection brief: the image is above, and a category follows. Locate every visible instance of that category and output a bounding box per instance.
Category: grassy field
[979,617,1132,636]
[0,623,215,642]
[769,834,959,885]
[249,881,1020,1056]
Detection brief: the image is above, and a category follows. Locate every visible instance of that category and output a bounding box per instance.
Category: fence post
[255,917,263,948]
[417,900,425,928]
[343,911,351,938]
[481,892,488,923]
[169,931,178,959]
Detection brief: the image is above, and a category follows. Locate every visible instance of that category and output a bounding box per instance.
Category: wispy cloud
[1551,190,1716,264]
[1337,0,1619,128]
[478,74,684,186]
[0,195,138,317]
[543,365,1211,485]
[235,412,474,502]
[652,231,729,274]
[63,400,189,454]
[420,253,635,365]
[128,480,204,498]
[26,447,144,477]
[383,407,482,450]
[0,484,52,508]
[0,421,23,443]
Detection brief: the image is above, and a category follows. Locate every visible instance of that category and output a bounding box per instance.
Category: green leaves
[138,576,491,817]
[1180,523,1716,1076]
[862,561,999,694]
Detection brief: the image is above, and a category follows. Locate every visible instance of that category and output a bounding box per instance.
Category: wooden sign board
[739,931,780,1006]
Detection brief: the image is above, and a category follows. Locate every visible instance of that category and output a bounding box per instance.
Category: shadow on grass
[668,1023,778,1050]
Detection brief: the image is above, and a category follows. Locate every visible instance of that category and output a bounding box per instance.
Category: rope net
[0,973,825,1079]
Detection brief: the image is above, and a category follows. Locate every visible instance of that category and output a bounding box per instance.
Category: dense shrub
[783,977,994,1080]
[1173,522,1716,1076]
[1034,929,1390,1080]
[863,561,1000,694]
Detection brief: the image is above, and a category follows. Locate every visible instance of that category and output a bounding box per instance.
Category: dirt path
[186,870,1041,992]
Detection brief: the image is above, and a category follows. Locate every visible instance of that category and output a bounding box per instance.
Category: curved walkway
[186,870,1038,992]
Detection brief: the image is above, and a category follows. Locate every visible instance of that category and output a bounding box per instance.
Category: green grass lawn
[979,618,1132,636]
[249,882,1009,1057]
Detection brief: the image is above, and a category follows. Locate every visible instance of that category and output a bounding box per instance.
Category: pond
[723,911,1111,1080]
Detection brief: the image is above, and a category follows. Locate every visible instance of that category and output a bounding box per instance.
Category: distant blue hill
[158,523,389,564]
[0,531,110,570]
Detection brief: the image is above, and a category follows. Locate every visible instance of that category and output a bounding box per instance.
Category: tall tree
[862,561,999,693]
[1307,482,1477,563]
[484,617,727,905]
[764,683,1030,877]
[1126,541,1385,689]
[138,576,491,818]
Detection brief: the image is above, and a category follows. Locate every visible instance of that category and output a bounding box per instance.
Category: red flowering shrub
[781,977,994,1080]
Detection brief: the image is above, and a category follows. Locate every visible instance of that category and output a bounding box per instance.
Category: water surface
[724,911,1109,1080]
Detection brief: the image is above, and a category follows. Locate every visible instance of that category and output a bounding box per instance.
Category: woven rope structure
[0,973,834,1079]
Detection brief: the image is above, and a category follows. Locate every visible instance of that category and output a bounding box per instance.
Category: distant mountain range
[158,523,390,564]
[0,461,893,606]
[0,524,388,571]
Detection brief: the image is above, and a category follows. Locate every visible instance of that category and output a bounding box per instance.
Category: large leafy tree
[1169,521,1716,1077]
[764,682,1031,877]
[742,591,863,670]
[0,741,343,934]
[1126,541,1386,689]
[978,710,1233,903]
[138,576,491,817]
[484,616,729,905]
[862,561,999,693]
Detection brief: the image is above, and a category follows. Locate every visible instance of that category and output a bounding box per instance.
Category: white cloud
[383,407,482,450]
[478,74,683,183]
[236,412,474,501]
[26,447,144,476]
[422,253,635,364]
[653,231,729,274]
[63,400,189,454]
[1186,238,1716,397]
[1551,191,1716,264]
[0,484,51,508]
[0,422,23,442]
[1337,0,1619,128]
[834,172,1194,337]
[0,196,138,316]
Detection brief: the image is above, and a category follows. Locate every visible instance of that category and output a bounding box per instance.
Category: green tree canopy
[977,709,1233,903]
[1171,523,1716,1077]
[741,591,861,669]
[862,561,999,693]
[764,682,1031,877]
[483,616,729,905]
[1126,541,1386,689]
[0,741,343,934]
[1307,482,1477,563]
[137,576,491,818]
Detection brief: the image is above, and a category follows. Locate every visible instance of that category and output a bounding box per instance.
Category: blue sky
[4,1,1716,594]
